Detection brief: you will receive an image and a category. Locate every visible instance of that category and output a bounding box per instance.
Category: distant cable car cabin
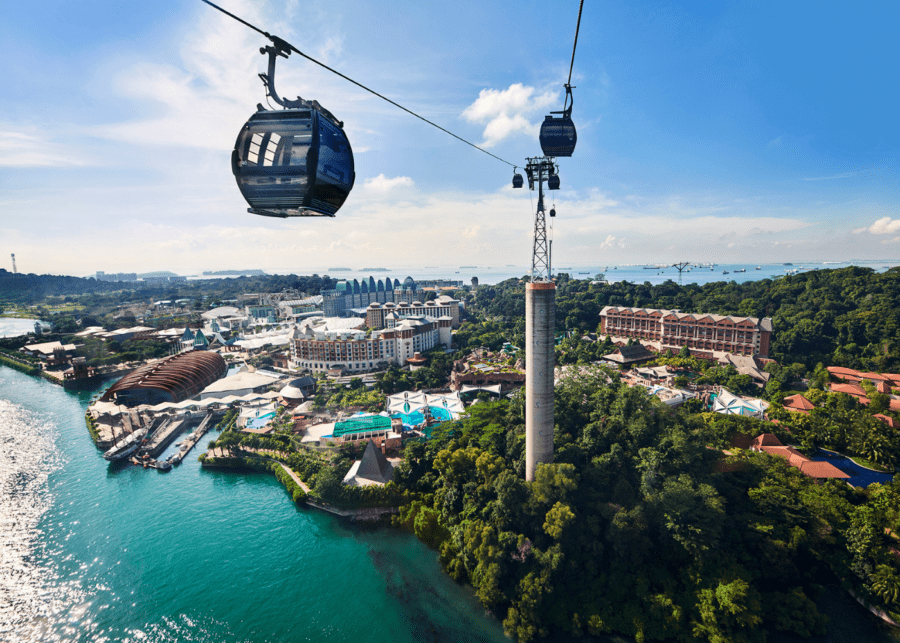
[231,39,355,218]
[539,84,577,158]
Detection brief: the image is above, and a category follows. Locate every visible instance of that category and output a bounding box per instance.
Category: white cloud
[462,224,481,239]
[363,174,414,192]
[864,216,900,235]
[0,128,89,167]
[461,83,558,147]
[599,234,620,249]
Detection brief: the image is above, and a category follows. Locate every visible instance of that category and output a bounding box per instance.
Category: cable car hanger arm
[201,0,515,168]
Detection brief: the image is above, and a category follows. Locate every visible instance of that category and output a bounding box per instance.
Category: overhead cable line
[201,0,516,167]
[567,0,585,87]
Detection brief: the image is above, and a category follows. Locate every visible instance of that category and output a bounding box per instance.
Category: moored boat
[103,428,148,461]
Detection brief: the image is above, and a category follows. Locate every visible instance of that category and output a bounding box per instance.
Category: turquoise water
[392,406,453,428]
[0,366,507,642]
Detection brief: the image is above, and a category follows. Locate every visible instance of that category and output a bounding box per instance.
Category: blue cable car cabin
[232,107,355,217]
[539,114,577,158]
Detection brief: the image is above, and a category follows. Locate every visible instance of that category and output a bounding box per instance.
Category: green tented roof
[333,415,392,437]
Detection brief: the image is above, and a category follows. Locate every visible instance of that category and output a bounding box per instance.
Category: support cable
[201,0,516,167]
[566,0,585,87]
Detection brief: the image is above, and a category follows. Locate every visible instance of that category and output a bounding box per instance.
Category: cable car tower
[511,0,584,481]
[514,157,561,481]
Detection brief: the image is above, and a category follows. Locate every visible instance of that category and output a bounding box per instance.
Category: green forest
[388,368,900,642]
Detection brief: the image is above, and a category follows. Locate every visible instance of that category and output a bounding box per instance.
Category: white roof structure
[201,370,281,395]
[279,383,306,400]
[23,340,76,354]
[386,391,464,416]
[460,384,503,396]
[280,295,323,308]
[712,388,769,419]
[234,334,292,351]
[74,326,106,337]
[202,306,242,320]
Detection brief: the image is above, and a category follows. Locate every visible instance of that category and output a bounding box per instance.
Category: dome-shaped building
[101,351,227,407]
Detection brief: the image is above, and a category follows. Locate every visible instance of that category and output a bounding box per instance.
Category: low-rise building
[712,388,769,419]
[342,440,395,487]
[749,433,849,481]
[782,394,815,413]
[601,344,656,366]
[20,340,77,365]
[449,350,525,391]
[199,368,283,400]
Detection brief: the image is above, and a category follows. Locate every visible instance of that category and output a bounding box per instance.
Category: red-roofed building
[875,380,892,394]
[797,461,851,480]
[782,394,815,413]
[874,414,898,430]
[760,445,809,468]
[831,383,867,398]
[858,372,889,382]
[750,433,783,449]
[749,433,852,481]
[891,399,900,413]
[827,366,861,379]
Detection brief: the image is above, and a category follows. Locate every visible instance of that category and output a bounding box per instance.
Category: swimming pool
[390,406,453,429]
[812,449,895,487]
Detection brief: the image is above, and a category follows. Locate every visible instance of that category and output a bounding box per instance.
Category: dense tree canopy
[391,367,900,642]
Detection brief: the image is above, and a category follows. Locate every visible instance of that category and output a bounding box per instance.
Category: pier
[140,415,188,458]
[169,412,216,465]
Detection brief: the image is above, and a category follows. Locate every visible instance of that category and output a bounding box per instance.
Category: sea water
[0,366,507,642]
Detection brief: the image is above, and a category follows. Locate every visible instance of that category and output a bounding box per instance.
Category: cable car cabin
[232,107,355,217]
[539,115,577,158]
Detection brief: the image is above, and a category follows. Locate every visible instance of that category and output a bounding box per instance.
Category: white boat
[103,428,148,461]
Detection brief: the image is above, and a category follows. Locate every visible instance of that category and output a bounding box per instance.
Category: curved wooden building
[101,351,227,407]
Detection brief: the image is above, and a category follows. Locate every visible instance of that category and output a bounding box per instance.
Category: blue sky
[1,0,897,276]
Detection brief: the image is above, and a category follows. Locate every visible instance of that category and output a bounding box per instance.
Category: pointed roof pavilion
[342,440,394,487]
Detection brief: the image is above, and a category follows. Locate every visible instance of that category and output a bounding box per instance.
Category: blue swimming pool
[812,449,895,487]
[390,406,453,430]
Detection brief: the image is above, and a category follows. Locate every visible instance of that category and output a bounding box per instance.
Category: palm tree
[871,565,900,606]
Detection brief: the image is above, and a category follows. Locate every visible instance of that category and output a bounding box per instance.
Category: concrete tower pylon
[522,156,558,481]
[525,280,555,481]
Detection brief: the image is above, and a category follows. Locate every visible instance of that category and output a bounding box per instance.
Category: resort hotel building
[289,315,452,374]
[599,306,773,358]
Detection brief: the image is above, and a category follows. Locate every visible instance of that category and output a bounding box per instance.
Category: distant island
[138,270,179,278]
[460,265,477,269]
[202,269,266,276]
[328,268,352,271]
[360,268,389,272]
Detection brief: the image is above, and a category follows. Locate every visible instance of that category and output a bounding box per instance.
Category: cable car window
[316,119,352,186]
[289,135,311,168]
